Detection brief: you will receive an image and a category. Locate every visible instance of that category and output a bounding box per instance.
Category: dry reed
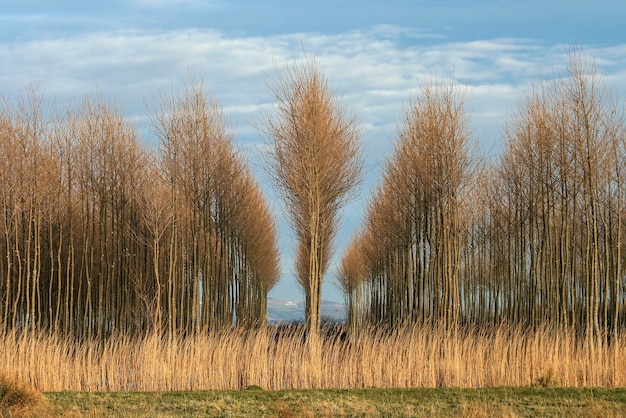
[0,324,624,392]
[0,373,47,416]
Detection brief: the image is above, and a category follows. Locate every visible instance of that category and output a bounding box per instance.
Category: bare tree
[263,57,363,336]
[150,75,279,333]
[339,78,474,330]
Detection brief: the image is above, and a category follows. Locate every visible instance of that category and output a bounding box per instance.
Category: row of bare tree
[340,51,626,337]
[0,79,280,338]
[3,51,622,340]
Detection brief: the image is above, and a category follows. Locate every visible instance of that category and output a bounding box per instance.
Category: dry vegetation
[1,323,625,392]
[0,374,48,417]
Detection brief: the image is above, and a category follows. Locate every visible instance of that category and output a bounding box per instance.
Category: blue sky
[2,1,626,302]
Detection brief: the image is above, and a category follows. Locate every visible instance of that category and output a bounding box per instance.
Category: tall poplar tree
[264,57,362,336]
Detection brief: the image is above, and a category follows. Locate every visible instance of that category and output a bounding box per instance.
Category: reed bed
[1,324,624,392]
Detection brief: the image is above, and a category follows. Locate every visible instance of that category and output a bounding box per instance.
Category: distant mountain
[267,298,346,324]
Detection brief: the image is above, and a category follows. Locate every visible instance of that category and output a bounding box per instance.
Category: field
[2,386,626,417]
[45,388,626,417]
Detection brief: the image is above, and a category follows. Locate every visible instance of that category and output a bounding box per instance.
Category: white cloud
[4,28,619,130]
[3,27,623,179]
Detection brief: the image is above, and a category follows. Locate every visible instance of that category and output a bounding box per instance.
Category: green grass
[42,387,626,417]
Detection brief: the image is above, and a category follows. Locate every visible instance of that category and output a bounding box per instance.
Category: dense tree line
[339,51,626,337]
[0,80,280,338]
[3,51,623,341]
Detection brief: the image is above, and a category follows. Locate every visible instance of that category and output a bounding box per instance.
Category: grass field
[37,387,626,417]
[3,367,626,417]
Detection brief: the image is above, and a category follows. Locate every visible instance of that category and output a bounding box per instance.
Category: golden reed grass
[0,324,624,392]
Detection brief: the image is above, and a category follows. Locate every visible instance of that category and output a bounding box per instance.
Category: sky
[2,0,626,303]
